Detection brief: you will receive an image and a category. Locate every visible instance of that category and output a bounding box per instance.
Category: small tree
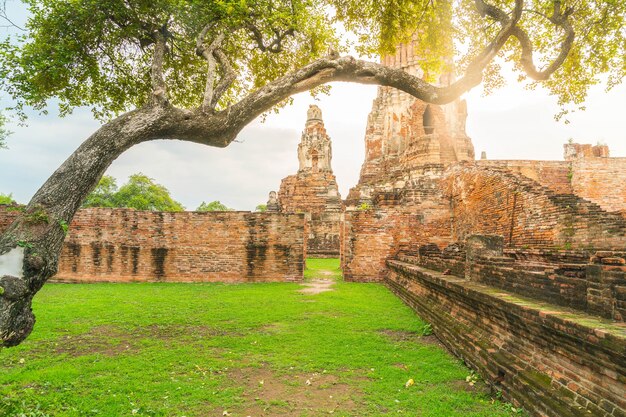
[196,201,232,212]
[82,175,118,208]
[0,193,15,205]
[255,204,267,212]
[114,174,184,212]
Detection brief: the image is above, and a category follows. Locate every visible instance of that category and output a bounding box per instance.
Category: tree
[255,204,268,212]
[196,201,232,212]
[113,174,184,212]
[0,112,10,149]
[1,0,625,347]
[83,174,184,211]
[0,193,15,205]
[82,175,119,208]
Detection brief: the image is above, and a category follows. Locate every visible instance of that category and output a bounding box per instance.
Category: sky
[1,2,625,211]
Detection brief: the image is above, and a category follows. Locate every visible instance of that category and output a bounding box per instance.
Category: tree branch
[0,0,25,31]
[512,3,575,80]
[211,49,237,109]
[211,1,525,142]
[246,23,295,53]
[150,27,168,105]
[196,25,225,113]
[467,0,523,74]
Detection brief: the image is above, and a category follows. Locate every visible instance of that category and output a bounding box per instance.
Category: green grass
[304,258,342,281]
[0,259,523,417]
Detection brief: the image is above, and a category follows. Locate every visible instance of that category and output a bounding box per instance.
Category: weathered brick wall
[571,157,626,215]
[442,164,626,249]
[476,160,572,194]
[343,165,459,282]
[0,207,305,282]
[341,203,452,281]
[341,210,411,282]
[386,260,626,417]
[278,172,342,257]
[400,239,626,321]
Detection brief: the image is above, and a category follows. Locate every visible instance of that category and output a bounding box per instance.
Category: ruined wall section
[342,165,453,281]
[475,160,572,194]
[442,164,626,250]
[570,157,626,215]
[387,252,625,417]
[0,207,306,282]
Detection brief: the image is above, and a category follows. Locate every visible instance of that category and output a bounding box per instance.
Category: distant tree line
[2,175,267,212]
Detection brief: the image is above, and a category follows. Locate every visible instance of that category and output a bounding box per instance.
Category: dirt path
[299,279,334,294]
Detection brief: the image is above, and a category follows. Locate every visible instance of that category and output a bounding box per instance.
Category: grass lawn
[1,259,522,417]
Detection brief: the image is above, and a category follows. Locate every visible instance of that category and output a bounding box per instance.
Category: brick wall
[442,164,626,249]
[386,260,625,417]
[398,238,626,321]
[341,210,412,282]
[476,160,572,194]
[278,172,342,257]
[476,157,626,216]
[0,207,306,283]
[341,204,452,282]
[571,157,626,215]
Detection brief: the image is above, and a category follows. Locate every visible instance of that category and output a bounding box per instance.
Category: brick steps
[386,259,626,417]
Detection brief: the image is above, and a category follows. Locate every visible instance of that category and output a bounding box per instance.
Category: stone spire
[274,104,343,257]
[297,105,332,173]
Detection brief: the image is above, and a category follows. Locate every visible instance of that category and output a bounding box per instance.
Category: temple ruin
[1,34,625,417]
[268,105,343,257]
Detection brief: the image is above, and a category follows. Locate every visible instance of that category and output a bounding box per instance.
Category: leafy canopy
[0,193,16,205]
[0,112,10,148]
[0,0,624,120]
[196,201,233,212]
[84,174,184,212]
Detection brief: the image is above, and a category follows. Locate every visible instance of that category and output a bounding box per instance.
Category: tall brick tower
[296,105,334,174]
[350,34,475,197]
[272,105,343,257]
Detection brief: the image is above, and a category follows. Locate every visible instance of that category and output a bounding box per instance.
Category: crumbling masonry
[268,105,343,257]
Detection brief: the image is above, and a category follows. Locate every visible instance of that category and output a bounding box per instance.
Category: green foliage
[83,175,118,208]
[114,173,184,212]
[83,173,184,212]
[0,192,15,205]
[1,1,623,121]
[358,202,372,211]
[24,208,49,224]
[255,204,267,212]
[0,279,518,416]
[0,112,10,149]
[58,220,69,236]
[16,240,33,249]
[0,0,342,120]
[196,200,232,212]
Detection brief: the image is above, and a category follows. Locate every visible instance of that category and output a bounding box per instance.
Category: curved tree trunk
[0,104,226,346]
